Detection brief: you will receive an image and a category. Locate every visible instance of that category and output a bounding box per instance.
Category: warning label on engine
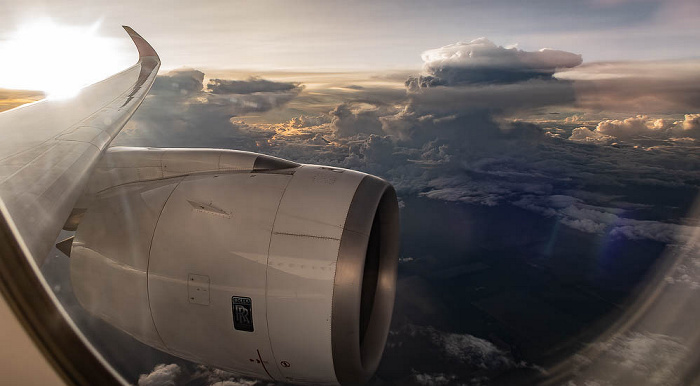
[232,296,254,332]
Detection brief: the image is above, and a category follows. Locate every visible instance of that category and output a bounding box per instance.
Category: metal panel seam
[145,177,184,351]
[91,170,255,195]
[263,168,297,381]
[0,143,58,185]
[271,232,340,241]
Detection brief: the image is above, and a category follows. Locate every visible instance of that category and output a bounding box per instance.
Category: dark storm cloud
[411,38,582,87]
[405,79,576,116]
[330,103,390,137]
[380,106,545,147]
[208,77,301,95]
[150,69,205,97]
[390,39,579,146]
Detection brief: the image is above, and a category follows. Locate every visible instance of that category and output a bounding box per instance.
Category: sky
[1,0,700,72]
[2,1,700,385]
[1,0,700,102]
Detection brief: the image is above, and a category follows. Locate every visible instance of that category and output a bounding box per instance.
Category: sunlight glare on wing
[0,18,133,100]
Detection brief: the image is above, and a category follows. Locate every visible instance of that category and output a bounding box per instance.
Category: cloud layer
[138,363,181,386]
[117,55,700,248]
[558,60,700,114]
[0,88,44,112]
[572,332,691,386]
[569,114,700,143]
[208,77,301,95]
[114,70,303,148]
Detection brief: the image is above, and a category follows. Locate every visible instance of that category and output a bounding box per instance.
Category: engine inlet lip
[331,175,400,385]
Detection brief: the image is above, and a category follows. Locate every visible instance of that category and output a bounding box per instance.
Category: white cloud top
[420,38,582,85]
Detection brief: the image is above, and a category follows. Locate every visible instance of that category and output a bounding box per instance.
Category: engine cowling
[69,147,399,385]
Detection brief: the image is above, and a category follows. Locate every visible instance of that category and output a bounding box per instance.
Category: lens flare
[0,18,133,99]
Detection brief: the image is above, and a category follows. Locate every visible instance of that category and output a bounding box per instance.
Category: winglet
[122,26,160,60]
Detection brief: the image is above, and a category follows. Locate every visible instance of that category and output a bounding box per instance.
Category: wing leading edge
[0,26,161,265]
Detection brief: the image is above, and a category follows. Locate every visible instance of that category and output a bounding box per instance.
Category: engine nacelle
[69,148,399,385]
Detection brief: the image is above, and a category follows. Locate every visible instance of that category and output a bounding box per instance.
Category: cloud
[401,40,579,132]
[379,40,581,152]
[569,127,614,144]
[151,69,205,97]
[557,60,700,114]
[138,363,181,386]
[256,95,699,246]
[345,134,403,167]
[394,324,523,370]
[114,69,303,148]
[568,114,700,142]
[0,88,44,112]
[434,329,515,369]
[595,115,670,139]
[588,332,690,386]
[208,77,301,95]
[677,113,700,138]
[380,107,548,151]
[330,102,388,137]
[405,79,577,116]
[417,38,582,86]
[380,324,540,385]
[664,256,700,290]
[680,113,700,130]
[514,194,699,244]
[412,372,459,386]
[191,365,262,386]
[135,363,265,386]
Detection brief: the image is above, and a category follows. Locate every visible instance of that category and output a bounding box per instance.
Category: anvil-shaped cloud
[408,38,581,88]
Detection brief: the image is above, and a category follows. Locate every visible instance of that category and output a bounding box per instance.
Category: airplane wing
[0,26,399,385]
[0,26,160,265]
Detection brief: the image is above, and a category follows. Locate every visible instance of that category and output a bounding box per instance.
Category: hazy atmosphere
[2,1,700,385]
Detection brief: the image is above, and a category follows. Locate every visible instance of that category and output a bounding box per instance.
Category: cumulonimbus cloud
[412,37,582,86]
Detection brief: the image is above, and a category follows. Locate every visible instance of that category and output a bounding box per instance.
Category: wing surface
[0,26,160,265]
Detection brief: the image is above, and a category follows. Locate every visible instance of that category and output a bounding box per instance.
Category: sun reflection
[0,18,133,100]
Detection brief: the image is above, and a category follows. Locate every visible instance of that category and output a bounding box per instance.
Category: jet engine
[68,147,399,385]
